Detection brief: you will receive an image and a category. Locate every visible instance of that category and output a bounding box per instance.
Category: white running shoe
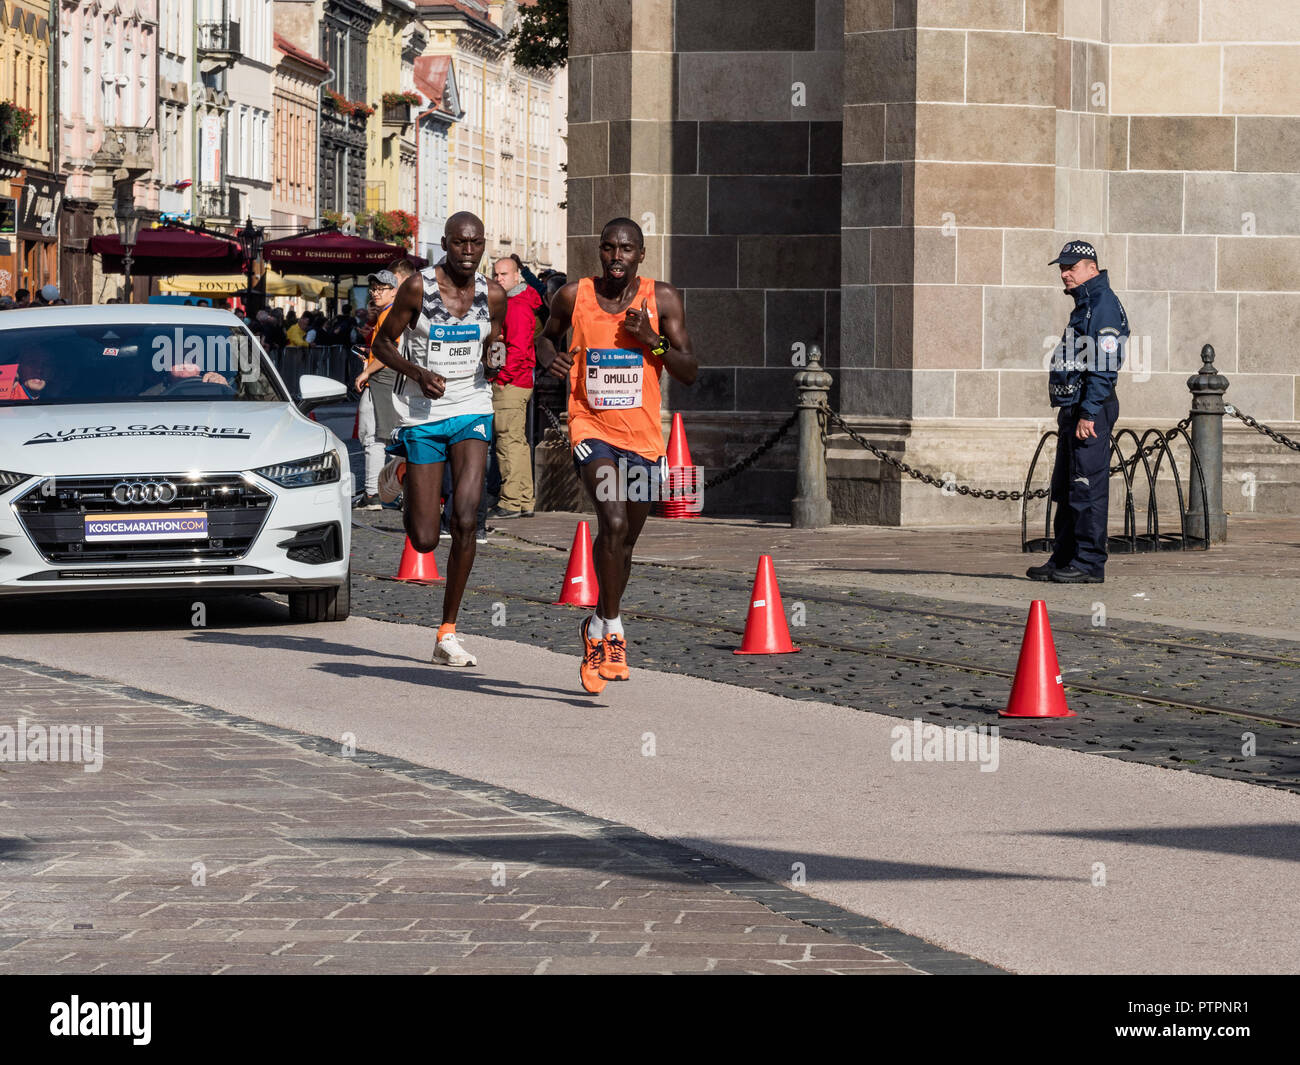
[378,458,406,504]
[432,632,477,667]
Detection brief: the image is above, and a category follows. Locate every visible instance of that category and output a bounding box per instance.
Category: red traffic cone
[1000,600,1075,718]
[553,521,599,606]
[666,412,693,468]
[351,410,360,440]
[395,536,443,582]
[734,555,800,655]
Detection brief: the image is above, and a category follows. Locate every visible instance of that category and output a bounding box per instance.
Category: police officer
[1027,240,1128,584]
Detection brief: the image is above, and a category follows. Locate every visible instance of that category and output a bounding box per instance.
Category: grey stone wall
[567,0,843,516]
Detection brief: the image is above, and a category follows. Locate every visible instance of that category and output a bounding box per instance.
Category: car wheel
[288,566,351,622]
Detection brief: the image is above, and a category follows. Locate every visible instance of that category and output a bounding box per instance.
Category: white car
[0,305,353,620]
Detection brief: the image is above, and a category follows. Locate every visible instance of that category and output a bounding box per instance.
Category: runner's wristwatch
[649,334,669,357]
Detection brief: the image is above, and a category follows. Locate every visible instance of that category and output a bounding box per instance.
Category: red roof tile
[273,32,330,74]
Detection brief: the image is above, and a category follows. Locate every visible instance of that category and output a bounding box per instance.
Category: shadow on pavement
[0,595,290,634]
[1026,823,1300,862]
[179,628,596,707]
[294,835,1077,884]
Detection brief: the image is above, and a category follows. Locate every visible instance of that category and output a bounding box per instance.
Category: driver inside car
[141,356,230,396]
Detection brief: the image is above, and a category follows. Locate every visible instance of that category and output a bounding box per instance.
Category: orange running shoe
[599,633,629,681]
[579,616,607,694]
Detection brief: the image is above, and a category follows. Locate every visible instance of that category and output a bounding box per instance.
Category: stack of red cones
[656,413,702,519]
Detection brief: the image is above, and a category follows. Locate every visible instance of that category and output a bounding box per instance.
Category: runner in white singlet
[371,212,508,668]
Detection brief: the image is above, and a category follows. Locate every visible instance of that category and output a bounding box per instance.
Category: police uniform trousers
[1050,393,1119,577]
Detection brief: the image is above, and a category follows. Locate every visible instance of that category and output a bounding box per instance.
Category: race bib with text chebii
[585,348,643,410]
[425,322,485,379]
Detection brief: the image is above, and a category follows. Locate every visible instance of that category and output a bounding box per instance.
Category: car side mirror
[297,374,347,414]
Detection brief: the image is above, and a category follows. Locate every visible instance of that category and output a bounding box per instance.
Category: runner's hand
[623,298,657,347]
[486,340,507,370]
[416,368,446,400]
[547,346,577,378]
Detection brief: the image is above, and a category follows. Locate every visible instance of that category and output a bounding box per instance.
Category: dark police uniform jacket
[1048,270,1128,418]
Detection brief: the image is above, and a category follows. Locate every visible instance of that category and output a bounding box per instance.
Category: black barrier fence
[1020,422,1210,554]
[263,344,359,399]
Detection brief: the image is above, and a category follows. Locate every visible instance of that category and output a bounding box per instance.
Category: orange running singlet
[568,275,664,461]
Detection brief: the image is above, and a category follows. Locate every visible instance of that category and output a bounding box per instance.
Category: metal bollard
[1185,343,1228,544]
[792,343,833,528]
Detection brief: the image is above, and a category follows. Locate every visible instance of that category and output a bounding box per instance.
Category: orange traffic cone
[394,536,443,582]
[666,413,693,468]
[553,521,599,606]
[734,555,800,655]
[1000,600,1075,718]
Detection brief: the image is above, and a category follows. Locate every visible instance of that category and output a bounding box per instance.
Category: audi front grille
[11,474,274,564]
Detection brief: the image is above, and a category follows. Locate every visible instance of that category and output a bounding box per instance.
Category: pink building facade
[58,0,160,302]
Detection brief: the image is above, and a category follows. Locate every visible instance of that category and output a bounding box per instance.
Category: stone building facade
[570,0,1300,522]
[318,0,376,217]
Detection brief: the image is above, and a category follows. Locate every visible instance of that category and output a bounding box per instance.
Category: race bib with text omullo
[585,348,643,410]
[425,323,484,379]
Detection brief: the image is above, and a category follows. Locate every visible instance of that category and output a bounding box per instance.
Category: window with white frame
[101,39,115,125]
[239,105,250,176]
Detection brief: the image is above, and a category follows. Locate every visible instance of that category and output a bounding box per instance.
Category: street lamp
[114,197,140,303]
[239,215,263,316]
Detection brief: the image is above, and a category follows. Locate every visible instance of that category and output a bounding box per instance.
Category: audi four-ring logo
[112,480,178,505]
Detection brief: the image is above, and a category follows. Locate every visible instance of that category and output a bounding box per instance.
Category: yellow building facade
[365,0,419,238]
[0,0,58,296]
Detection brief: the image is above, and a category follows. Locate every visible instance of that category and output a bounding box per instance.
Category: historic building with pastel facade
[417,0,565,271]
[56,0,159,303]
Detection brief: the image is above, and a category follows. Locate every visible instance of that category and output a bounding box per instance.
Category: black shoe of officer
[1026,562,1056,582]
[1049,566,1103,584]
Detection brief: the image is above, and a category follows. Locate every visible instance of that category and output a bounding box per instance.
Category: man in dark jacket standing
[1028,240,1128,585]
[487,256,543,518]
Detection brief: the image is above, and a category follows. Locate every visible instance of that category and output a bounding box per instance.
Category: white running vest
[391,267,493,426]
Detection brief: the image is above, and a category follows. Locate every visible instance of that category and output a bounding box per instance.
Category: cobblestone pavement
[0,660,998,975]
[348,515,1300,794]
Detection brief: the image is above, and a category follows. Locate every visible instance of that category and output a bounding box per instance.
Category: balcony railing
[196,183,241,222]
[197,19,241,56]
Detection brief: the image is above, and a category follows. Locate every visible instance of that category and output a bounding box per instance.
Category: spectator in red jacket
[487,256,542,518]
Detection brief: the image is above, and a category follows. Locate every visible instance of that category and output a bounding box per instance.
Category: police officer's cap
[1049,240,1098,266]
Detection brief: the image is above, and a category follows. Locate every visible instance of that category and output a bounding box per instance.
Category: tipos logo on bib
[585,348,643,410]
[426,323,483,379]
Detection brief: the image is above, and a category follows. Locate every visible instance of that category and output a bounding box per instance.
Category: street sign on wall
[0,197,15,235]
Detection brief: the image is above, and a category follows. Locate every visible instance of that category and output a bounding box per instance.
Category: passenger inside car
[0,354,54,400]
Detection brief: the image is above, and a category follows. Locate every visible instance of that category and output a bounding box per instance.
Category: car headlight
[253,451,340,488]
[0,470,30,489]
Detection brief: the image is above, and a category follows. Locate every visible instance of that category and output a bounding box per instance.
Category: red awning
[91,226,246,276]
[262,229,423,274]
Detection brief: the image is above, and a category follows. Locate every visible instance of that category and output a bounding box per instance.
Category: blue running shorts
[388,413,494,465]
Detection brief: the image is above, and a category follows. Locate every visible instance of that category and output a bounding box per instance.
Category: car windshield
[0,323,287,406]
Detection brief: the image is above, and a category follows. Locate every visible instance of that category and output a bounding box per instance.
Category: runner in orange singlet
[537,218,698,693]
